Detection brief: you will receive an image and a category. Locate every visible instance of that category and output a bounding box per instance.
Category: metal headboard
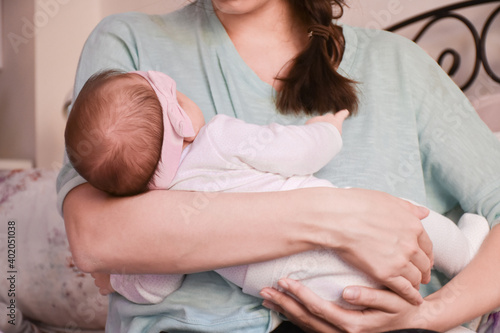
[386,0,500,91]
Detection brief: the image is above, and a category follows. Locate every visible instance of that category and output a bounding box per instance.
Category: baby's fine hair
[65,70,164,196]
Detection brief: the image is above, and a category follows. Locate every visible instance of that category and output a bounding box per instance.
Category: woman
[59,0,500,332]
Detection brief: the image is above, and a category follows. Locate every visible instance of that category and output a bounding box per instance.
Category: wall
[34,0,101,169]
[0,0,101,168]
[100,0,187,17]
[0,0,183,168]
[0,1,36,165]
[341,0,458,27]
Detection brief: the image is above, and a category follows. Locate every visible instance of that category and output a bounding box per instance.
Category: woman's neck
[213,0,309,89]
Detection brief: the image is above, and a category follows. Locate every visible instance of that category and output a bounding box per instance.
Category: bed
[387,0,500,139]
[0,1,499,332]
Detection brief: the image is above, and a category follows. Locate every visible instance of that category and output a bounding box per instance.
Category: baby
[65,70,489,308]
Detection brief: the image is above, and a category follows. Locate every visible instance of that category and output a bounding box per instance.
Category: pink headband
[131,71,195,189]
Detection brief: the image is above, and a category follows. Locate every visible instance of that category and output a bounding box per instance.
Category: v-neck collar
[200,0,358,120]
[204,0,274,97]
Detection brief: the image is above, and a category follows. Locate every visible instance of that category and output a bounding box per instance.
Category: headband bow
[132,70,195,189]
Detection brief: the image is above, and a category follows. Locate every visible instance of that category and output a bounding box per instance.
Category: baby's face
[177,91,206,142]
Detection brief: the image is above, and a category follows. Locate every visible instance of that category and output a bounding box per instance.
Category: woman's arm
[262,224,500,332]
[62,13,431,304]
[64,183,315,274]
[422,224,500,330]
[63,183,432,304]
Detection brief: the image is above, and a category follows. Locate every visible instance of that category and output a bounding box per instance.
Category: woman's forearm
[63,183,318,274]
[63,182,431,302]
[422,224,500,331]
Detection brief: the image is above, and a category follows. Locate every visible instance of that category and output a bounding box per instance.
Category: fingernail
[260,290,272,300]
[419,205,430,216]
[343,287,360,300]
[278,279,289,290]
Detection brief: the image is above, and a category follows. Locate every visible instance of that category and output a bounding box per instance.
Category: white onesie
[110,114,489,308]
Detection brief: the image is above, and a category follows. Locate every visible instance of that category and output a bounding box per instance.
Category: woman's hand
[311,188,433,305]
[264,225,500,333]
[260,279,426,333]
[91,272,114,295]
[65,184,431,306]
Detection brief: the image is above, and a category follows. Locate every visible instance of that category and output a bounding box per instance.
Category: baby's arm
[305,109,349,135]
[207,112,348,177]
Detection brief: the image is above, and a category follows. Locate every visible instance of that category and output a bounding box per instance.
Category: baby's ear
[184,136,196,143]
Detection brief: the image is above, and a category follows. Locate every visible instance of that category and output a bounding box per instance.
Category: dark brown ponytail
[276,0,358,116]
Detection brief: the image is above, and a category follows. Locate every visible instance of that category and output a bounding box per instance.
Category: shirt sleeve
[56,13,143,214]
[204,115,343,177]
[410,42,500,228]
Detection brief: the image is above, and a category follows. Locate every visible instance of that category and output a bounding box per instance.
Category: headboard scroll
[387,0,500,91]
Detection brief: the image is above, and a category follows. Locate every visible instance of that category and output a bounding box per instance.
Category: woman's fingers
[384,276,422,306]
[90,272,112,295]
[382,246,428,305]
[372,197,432,300]
[314,189,433,304]
[417,231,434,284]
[276,279,335,322]
[407,201,430,220]
[260,282,346,333]
[342,286,404,313]
[262,280,424,333]
[409,247,432,286]
[405,202,433,284]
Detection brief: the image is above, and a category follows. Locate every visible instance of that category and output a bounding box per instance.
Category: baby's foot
[457,213,490,258]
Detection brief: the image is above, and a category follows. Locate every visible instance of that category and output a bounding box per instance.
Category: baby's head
[65,70,163,196]
[65,70,197,196]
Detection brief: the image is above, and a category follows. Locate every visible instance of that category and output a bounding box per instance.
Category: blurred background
[0,0,498,170]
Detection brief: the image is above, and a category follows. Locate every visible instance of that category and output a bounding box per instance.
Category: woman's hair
[65,70,164,196]
[276,0,358,116]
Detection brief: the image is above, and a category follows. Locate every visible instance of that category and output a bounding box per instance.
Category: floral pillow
[0,169,107,333]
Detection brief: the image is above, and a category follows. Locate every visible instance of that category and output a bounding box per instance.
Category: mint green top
[57,1,500,332]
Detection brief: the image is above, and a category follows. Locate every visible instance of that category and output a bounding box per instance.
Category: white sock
[457,213,490,257]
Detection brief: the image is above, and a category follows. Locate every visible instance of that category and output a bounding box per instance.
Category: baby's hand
[90,272,114,296]
[306,109,350,135]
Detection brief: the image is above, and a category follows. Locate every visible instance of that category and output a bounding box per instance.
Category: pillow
[0,169,107,333]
